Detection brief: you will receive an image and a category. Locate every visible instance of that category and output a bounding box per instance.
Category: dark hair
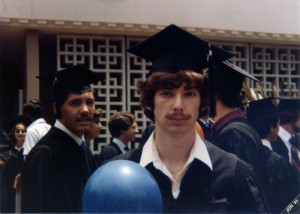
[136,70,208,122]
[211,66,244,108]
[279,110,300,125]
[108,112,135,138]
[53,85,94,119]
[23,99,44,120]
[9,121,27,145]
[247,111,279,139]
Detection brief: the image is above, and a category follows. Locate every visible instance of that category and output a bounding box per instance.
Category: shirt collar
[14,145,23,151]
[261,139,272,150]
[140,131,213,171]
[112,138,127,151]
[199,118,209,126]
[278,126,292,144]
[54,120,84,146]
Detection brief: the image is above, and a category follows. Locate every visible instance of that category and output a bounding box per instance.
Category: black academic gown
[272,136,289,162]
[96,140,123,166]
[0,129,10,153]
[259,146,299,213]
[113,141,269,213]
[0,145,23,213]
[21,127,96,213]
[212,116,299,212]
[211,117,263,175]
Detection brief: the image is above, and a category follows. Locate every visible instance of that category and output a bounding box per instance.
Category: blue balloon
[83,160,162,213]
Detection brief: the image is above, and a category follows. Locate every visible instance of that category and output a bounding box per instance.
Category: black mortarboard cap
[127,24,234,74]
[36,65,101,94]
[223,61,259,81]
[213,61,259,82]
[277,98,300,112]
[37,65,101,119]
[246,97,279,122]
[208,61,260,117]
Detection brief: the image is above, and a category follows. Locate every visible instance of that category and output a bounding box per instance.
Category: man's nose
[81,104,90,113]
[173,95,184,111]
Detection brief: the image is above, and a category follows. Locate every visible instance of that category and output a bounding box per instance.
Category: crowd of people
[0,24,299,213]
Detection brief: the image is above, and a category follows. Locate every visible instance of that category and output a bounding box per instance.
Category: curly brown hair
[136,71,208,122]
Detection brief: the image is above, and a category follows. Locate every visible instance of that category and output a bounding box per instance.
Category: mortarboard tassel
[207,43,216,118]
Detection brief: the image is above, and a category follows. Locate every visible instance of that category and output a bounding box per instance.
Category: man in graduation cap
[114,24,269,213]
[246,97,299,212]
[209,61,265,175]
[246,97,280,150]
[273,98,300,173]
[21,65,99,213]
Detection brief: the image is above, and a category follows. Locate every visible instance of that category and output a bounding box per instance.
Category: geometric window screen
[57,35,127,154]
[251,45,300,97]
[58,35,300,154]
[215,42,300,98]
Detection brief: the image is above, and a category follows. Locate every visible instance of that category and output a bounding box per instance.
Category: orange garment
[195,122,204,139]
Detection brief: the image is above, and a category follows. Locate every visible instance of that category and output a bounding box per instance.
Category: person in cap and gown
[273,98,300,173]
[113,24,269,213]
[246,98,299,212]
[21,65,99,213]
[208,61,265,174]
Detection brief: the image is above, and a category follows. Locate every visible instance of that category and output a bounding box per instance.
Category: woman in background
[85,108,103,145]
[0,119,27,213]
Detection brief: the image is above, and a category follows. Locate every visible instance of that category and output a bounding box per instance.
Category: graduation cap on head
[221,61,259,82]
[277,98,300,112]
[127,24,234,74]
[36,65,101,94]
[246,97,279,123]
[37,65,102,119]
[208,61,260,117]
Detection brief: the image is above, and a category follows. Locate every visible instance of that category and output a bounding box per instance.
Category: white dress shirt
[23,118,51,156]
[140,131,212,199]
[278,126,300,163]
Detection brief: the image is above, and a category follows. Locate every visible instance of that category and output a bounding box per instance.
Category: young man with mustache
[21,65,99,213]
[116,24,269,213]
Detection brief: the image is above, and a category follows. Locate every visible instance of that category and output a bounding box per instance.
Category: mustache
[75,116,93,122]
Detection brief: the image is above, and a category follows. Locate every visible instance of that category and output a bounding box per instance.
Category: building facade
[0,0,299,153]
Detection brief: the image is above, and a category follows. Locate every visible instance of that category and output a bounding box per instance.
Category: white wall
[0,0,299,35]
